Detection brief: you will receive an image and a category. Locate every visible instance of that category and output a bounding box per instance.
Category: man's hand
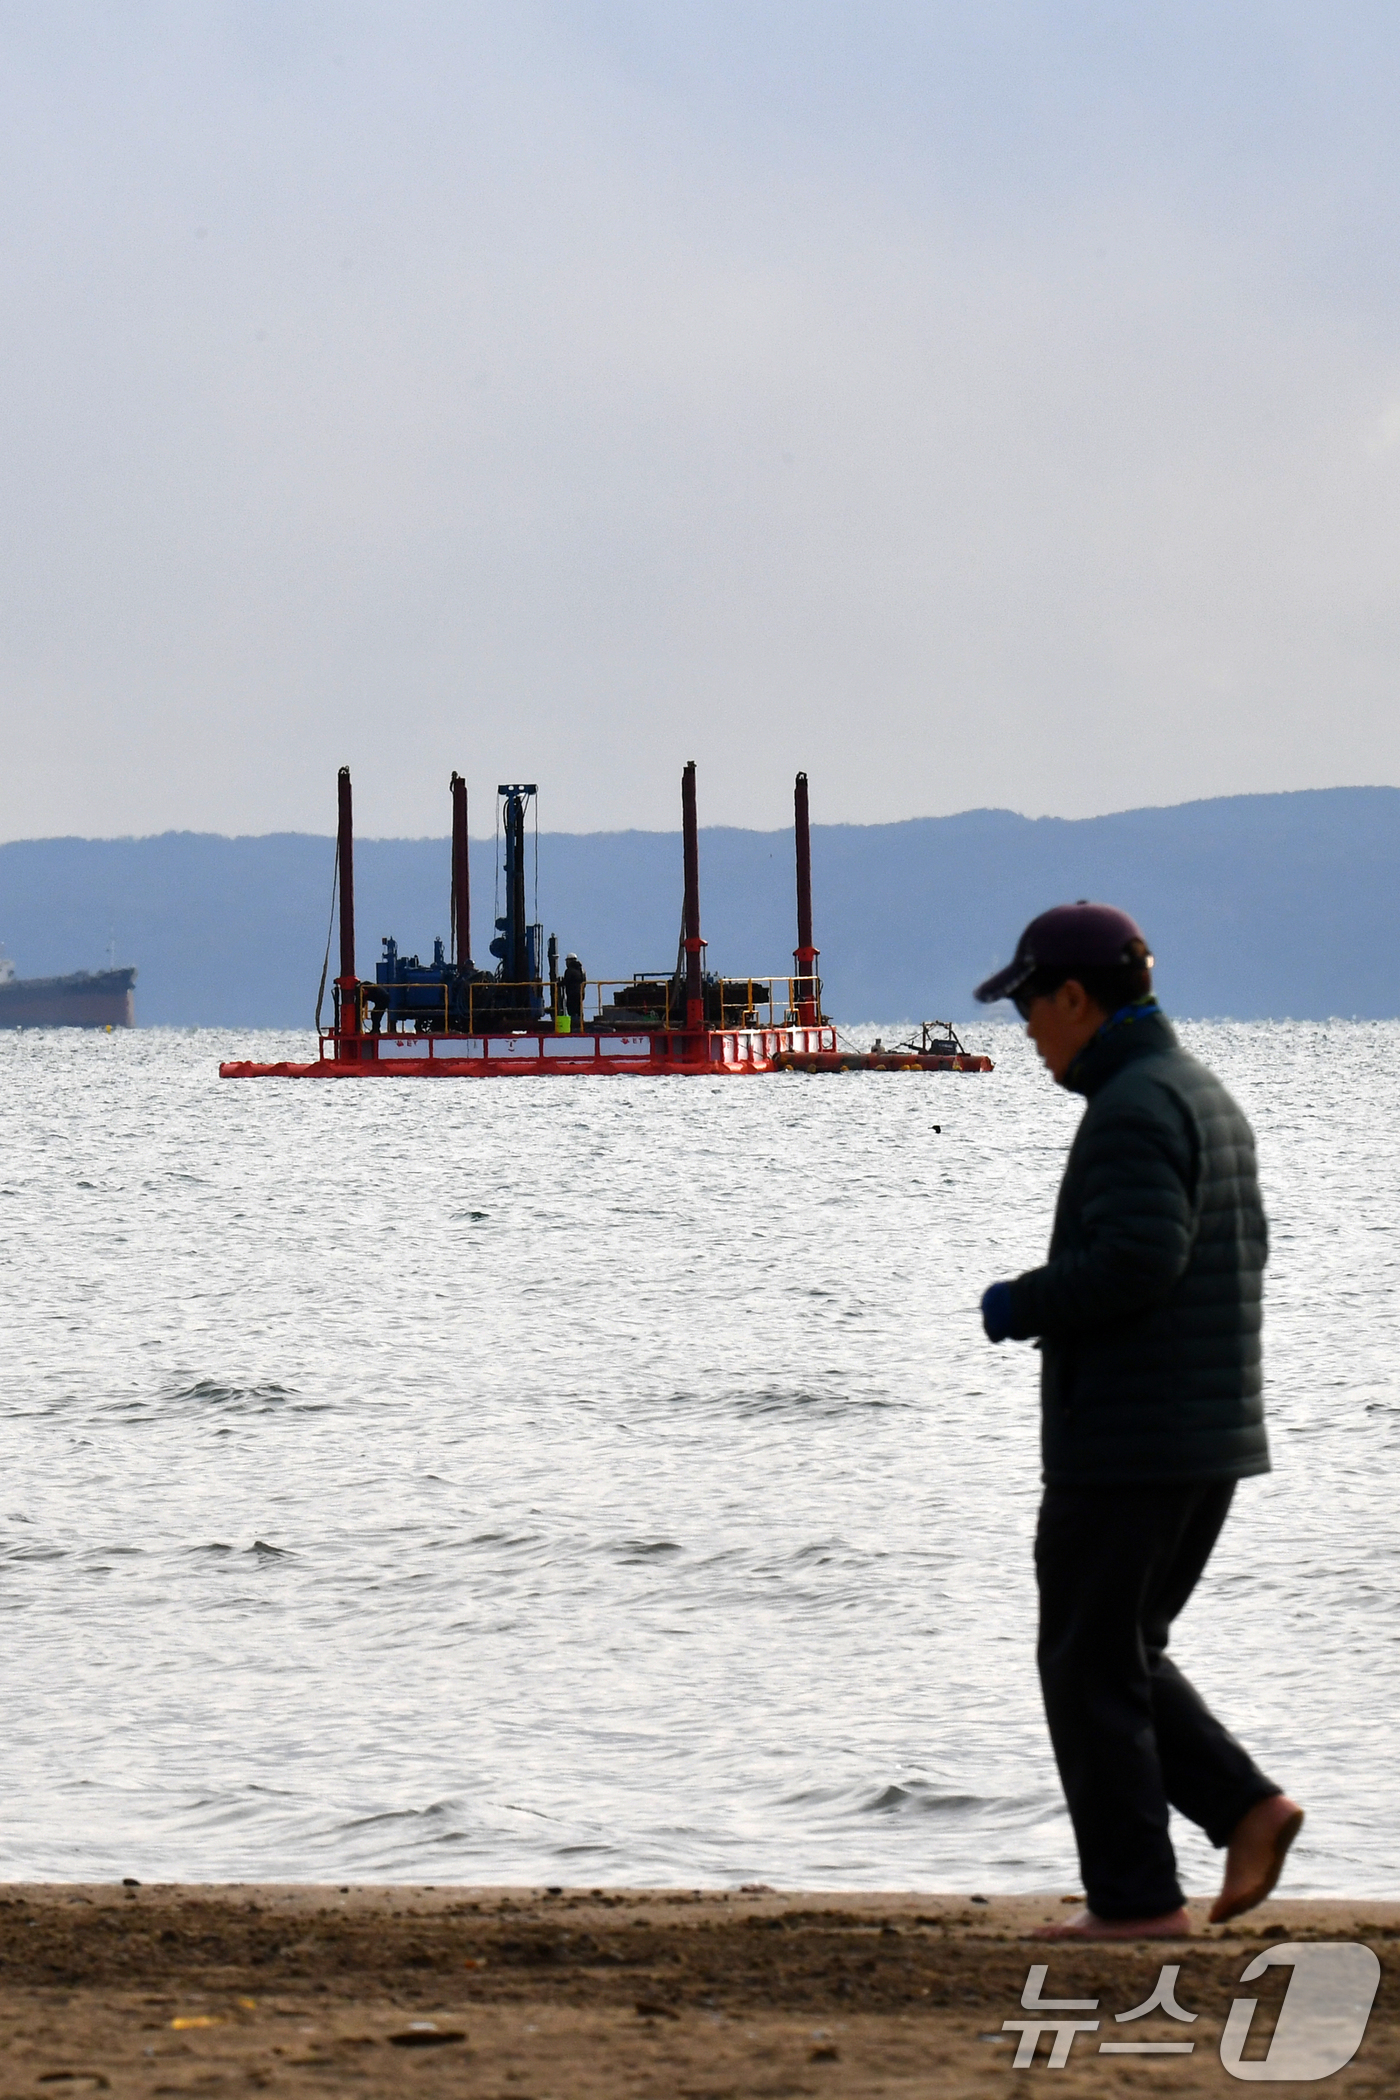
[981,1281,1014,1343]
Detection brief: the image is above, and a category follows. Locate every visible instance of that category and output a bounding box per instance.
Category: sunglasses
[1011,973,1064,1021]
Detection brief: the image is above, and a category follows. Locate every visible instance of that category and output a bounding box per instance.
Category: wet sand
[0,1885,1396,2097]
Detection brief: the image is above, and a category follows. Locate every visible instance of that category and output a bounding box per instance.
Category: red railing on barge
[219,1025,993,1079]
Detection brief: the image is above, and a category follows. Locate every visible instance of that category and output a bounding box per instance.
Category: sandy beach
[0,1885,1394,2097]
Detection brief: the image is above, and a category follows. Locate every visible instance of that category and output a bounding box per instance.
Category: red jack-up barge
[220,763,993,1080]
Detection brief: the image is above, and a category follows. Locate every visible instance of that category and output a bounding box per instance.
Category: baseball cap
[974,902,1153,1005]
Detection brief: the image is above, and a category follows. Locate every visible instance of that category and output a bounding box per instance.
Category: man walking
[976,902,1301,1940]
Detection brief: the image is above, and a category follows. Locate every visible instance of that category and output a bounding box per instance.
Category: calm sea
[2,1021,1396,1894]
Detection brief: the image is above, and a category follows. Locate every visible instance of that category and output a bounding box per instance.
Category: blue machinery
[371,784,545,1034]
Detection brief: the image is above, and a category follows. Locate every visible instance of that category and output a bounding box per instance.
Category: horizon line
[3,781,1398,850]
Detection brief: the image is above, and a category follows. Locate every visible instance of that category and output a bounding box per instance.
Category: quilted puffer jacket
[1004,1005,1270,1484]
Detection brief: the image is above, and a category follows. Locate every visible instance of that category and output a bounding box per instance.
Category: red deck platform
[220,1024,994,1080]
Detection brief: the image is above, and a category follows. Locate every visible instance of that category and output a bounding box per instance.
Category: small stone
[386,2027,465,2049]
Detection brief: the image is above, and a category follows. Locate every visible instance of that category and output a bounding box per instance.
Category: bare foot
[1030,1906,1192,1941]
[1209,1794,1304,1924]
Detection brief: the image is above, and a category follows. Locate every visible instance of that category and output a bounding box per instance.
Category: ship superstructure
[0,953,136,1028]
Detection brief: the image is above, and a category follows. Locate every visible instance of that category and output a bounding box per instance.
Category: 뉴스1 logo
[1002,1943,1381,2079]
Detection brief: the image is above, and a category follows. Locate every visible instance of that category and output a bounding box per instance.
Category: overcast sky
[2,1,1399,839]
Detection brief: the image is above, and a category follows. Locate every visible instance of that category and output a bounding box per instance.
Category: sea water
[2,1021,1397,1894]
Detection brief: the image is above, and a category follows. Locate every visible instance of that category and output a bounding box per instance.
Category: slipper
[1030,1906,1193,1941]
[1209,1799,1304,1925]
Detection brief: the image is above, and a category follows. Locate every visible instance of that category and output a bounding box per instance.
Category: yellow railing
[585,978,674,1029]
[587,975,825,1028]
[466,981,552,1034]
[331,972,825,1038]
[340,982,457,1036]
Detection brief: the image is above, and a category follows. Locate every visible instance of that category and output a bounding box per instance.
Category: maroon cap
[974,902,1152,1004]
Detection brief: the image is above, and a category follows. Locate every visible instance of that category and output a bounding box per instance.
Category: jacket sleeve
[1005,1090,1198,1340]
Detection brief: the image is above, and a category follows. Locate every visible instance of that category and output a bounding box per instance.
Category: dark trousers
[1035,1479,1278,1920]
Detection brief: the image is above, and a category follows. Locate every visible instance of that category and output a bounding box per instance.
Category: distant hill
[2,787,1398,1025]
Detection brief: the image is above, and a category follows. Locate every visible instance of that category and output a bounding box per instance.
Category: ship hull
[220,1026,993,1078]
[0,968,136,1029]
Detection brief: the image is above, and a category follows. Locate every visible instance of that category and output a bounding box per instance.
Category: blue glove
[981,1281,1014,1344]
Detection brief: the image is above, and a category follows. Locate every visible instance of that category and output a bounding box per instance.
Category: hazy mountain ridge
[3,786,1398,1026]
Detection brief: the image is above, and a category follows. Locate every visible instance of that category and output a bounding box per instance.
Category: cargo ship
[220,763,993,1080]
[0,953,136,1028]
